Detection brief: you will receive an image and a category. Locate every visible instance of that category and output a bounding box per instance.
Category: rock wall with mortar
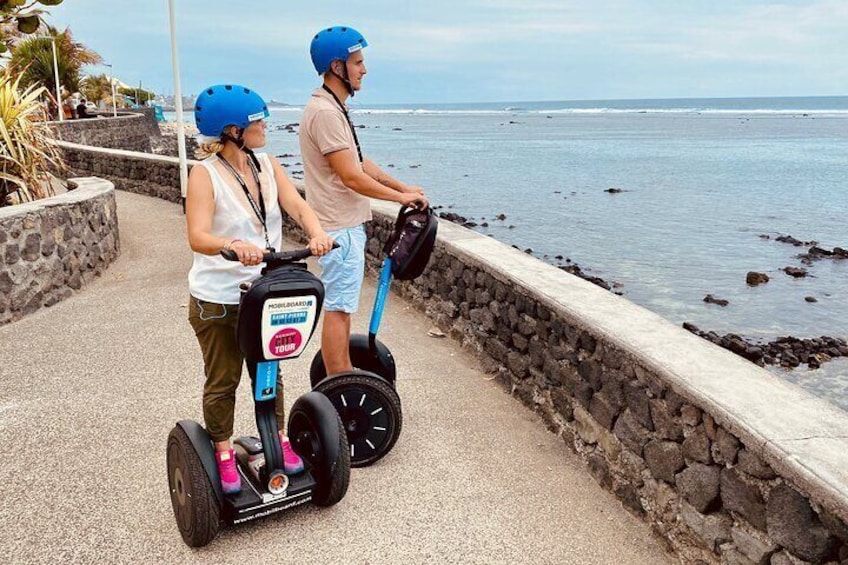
[56,141,194,204]
[0,178,119,325]
[48,110,160,152]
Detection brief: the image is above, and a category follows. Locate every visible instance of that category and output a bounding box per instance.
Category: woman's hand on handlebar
[307,233,336,257]
[229,239,266,266]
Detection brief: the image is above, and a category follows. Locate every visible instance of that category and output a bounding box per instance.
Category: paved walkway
[0,190,673,564]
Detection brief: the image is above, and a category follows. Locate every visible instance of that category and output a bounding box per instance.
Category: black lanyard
[217,154,272,250]
[322,85,363,163]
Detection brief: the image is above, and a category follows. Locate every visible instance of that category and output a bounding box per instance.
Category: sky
[45,0,848,105]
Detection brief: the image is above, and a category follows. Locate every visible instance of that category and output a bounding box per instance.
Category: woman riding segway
[184,83,334,493]
[166,84,349,548]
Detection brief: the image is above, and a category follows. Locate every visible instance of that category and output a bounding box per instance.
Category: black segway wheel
[314,372,402,468]
[288,392,350,507]
[166,426,221,547]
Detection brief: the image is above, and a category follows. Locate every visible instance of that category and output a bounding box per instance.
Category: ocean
[176,96,848,409]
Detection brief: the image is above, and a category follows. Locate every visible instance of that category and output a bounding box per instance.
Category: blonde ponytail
[194,138,225,159]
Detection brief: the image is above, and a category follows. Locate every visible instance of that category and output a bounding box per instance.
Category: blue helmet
[310,26,368,75]
[194,84,269,137]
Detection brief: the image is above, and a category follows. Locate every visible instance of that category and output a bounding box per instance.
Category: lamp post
[168,0,188,211]
[104,62,117,117]
[51,37,63,122]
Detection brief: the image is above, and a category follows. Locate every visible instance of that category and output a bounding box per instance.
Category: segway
[167,246,350,548]
[310,205,438,467]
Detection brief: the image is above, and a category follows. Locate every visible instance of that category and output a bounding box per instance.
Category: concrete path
[0,190,673,564]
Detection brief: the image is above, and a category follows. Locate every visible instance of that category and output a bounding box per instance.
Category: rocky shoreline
[433,210,847,371]
[682,323,848,370]
[432,205,623,293]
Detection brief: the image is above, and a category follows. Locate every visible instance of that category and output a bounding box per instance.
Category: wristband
[223,238,242,251]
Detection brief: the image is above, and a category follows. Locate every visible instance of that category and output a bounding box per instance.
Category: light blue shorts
[318,225,367,313]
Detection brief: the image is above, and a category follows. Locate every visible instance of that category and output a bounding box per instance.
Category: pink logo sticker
[269,327,303,357]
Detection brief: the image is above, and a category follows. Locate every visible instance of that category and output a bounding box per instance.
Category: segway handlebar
[220,242,339,264]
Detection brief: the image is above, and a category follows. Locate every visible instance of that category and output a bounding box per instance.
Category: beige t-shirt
[299,88,372,231]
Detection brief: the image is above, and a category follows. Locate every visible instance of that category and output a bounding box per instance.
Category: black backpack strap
[383,205,415,256]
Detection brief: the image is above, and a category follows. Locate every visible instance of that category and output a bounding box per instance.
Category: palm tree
[80,73,111,106]
[6,27,101,98]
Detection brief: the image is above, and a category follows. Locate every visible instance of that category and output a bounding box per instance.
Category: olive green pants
[188,296,286,442]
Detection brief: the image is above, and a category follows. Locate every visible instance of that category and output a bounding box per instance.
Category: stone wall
[56,141,195,204]
[49,110,160,152]
[0,178,120,325]
[284,193,848,565]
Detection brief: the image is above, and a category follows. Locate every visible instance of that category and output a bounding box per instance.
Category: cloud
[44,0,848,102]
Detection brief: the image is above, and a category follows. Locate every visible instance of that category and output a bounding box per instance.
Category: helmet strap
[330,60,355,97]
[222,130,262,172]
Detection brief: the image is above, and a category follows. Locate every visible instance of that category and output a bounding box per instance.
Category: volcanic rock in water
[746,272,770,286]
[438,212,468,225]
[783,266,808,278]
[558,264,612,291]
[703,294,729,307]
[805,296,818,303]
[495,213,507,221]
[775,234,808,246]
[797,244,848,264]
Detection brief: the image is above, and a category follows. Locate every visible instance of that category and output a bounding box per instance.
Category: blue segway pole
[369,258,393,350]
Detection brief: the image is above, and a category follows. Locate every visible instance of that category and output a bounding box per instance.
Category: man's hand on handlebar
[399,192,429,210]
[307,233,335,257]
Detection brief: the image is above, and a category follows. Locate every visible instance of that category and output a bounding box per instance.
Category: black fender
[309,333,396,388]
[175,420,223,505]
[287,392,345,481]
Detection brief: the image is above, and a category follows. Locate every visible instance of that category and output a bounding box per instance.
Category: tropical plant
[1,0,65,55]
[0,69,63,206]
[6,26,101,98]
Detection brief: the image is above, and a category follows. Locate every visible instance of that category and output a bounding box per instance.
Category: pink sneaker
[215,448,241,494]
[280,437,304,475]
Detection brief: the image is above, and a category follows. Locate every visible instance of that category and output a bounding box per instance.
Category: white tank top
[188,152,284,304]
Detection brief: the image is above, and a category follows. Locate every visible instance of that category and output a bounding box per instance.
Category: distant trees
[119,85,156,106]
